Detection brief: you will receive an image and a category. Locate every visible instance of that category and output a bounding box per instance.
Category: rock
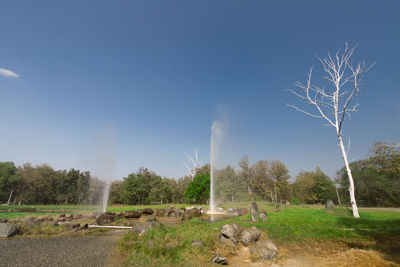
[238,208,249,216]
[142,208,154,215]
[177,209,186,221]
[165,240,181,250]
[24,217,39,227]
[220,236,237,247]
[0,223,20,237]
[251,201,259,222]
[250,239,279,260]
[186,208,201,217]
[217,207,224,212]
[284,200,290,206]
[212,254,228,265]
[0,219,8,223]
[227,208,239,216]
[155,209,165,216]
[191,240,205,248]
[123,210,142,218]
[133,221,162,236]
[325,199,335,210]
[146,215,156,222]
[96,212,116,225]
[240,227,261,246]
[221,223,242,244]
[259,212,269,220]
[166,207,177,217]
[77,224,88,230]
[59,214,66,218]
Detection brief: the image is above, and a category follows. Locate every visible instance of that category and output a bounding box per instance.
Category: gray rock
[251,201,259,222]
[240,227,261,246]
[123,210,142,218]
[142,208,154,215]
[96,212,116,225]
[24,217,40,227]
[186,208,201,217]
[165,240,181,249]
[155,209,165,216]
[0,223,20,237]
[212,254,228,265]
[250,239,279,260]
[133,221,162,236]
[259,212,269,220]
[191,240,205,248]
[221,223,242,244]
[177,209,186,221]
[325,199,335,210]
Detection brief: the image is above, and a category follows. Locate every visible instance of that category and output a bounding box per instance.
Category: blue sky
[0,1,399,180]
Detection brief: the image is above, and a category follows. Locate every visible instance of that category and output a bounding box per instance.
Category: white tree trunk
[338,135,359,218]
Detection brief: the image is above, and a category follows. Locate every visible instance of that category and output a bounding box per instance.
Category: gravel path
[0,231,126,267]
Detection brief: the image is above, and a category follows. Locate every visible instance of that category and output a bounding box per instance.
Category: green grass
[118,202,400,266]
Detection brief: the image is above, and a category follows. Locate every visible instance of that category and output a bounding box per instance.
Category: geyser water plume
[209,117,226,213]
[84,128,116,213]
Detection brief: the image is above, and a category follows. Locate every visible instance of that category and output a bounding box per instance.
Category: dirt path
[0,230,127,267]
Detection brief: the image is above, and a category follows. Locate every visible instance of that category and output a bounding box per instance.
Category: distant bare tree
[287,43,373,218]
[182,149,206,180]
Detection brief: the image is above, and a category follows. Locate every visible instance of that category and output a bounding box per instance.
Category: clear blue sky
[1,1,399,180]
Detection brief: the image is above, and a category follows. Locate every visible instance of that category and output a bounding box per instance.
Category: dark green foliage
[184,173,210,203]
[0,162,93,205]
[117,168,176,205]
[293,167,336,204]
[336,142,400,207]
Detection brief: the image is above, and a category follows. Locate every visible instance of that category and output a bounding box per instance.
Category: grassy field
[117,202,400,266]
[2,202,400,265]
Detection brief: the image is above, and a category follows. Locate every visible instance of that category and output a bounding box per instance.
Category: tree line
[1,142,398,207]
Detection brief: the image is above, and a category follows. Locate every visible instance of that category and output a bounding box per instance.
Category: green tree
[184,173,210,204]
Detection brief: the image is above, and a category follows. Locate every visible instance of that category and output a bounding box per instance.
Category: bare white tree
[182,149,206,180]
[287,43,374,218]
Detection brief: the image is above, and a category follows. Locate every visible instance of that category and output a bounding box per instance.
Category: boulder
[123,210,142,218]
[259,212,269,220]
[212,254,228,265]
[96,212,116,225]
[142,208,154,215]
[221,223,242,244]
[186,208,201,217]
[166,207,178,217]
[191,240,205,248]
[177,209,186,221]
[0,223,20,237]
[238,208,249,216]
[240,227,261,246]
[325,199,335,210]
[250,239,279,260]
[227,208,239,216]
[24,217,39,227]
[251,201,260,222]
[155,209,165,216]
[133,221,162,236]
